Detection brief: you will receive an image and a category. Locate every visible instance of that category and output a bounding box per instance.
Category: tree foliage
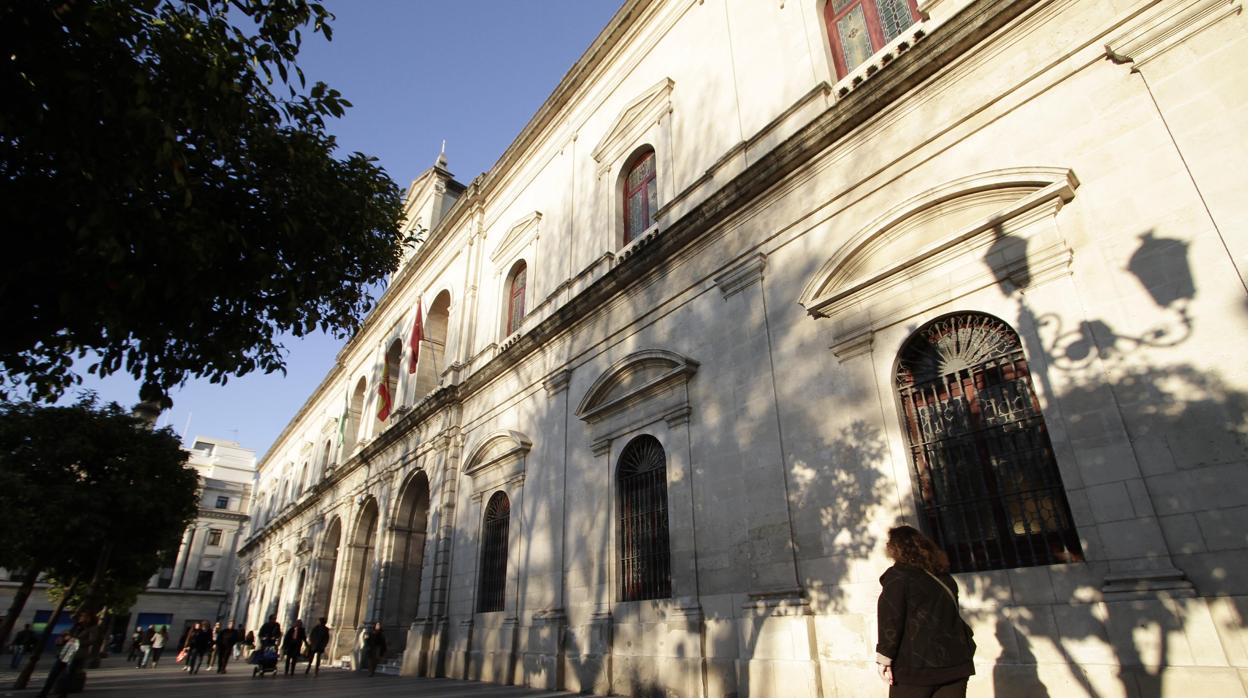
[0,396,199,643]
[0,0,407,402]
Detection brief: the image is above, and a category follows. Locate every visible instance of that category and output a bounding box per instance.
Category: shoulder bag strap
[921,568,966,623]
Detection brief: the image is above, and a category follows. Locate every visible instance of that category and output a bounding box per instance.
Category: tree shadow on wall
[974,226,1244,698]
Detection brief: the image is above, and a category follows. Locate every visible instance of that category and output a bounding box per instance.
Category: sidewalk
[0,654,582,697]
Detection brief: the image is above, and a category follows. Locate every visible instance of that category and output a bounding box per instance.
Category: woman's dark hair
[885,525,950,574]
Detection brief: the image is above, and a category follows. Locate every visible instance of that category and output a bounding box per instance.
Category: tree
[0,0,408,403]
[0,397,200,651]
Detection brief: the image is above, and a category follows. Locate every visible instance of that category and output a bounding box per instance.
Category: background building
[235,1,1248,696]
[0,436,255,642]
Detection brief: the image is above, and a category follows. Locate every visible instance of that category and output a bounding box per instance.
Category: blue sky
[71,0,622,459]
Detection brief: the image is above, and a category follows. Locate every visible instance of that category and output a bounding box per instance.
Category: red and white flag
[407,299,423,374]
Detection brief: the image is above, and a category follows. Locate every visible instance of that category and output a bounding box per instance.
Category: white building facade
[0,436,255,640]
[235,1,1248,696]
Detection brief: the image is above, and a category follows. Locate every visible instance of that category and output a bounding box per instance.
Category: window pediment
[463,430,531,494]
[799,168,1078,356]
[576,350,698,425]
[490,211,542,265]
[592,78,674,176]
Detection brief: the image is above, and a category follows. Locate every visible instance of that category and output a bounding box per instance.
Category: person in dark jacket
[11,624,36,669]
[281,619,307,675]
[124,626,142,663]
[876,525,976,698]
[258,615,282,649]
[362,622,386,677]
[187,622,212,674]
[305,618,331,675]
[215,620,240,673]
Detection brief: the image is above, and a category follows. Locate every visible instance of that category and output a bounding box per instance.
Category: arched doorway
[337,498,379,656]
[381,471,430,651]
[309,518,342,624]
[895,311,1083,572]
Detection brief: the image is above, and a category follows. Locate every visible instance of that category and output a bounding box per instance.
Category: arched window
[622,148,658,245]
[896,312,1083,573]
[505,261,527,336]
[346,377,366,453]
[824,0,919,77]
[321,439,332,474]
[298,462,308,496]
[476,492,510,613]
[617,435,671,601]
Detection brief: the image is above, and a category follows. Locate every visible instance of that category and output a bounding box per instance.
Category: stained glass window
[623,149,657,245]
[824,0,920,77]
[506,261,526,336]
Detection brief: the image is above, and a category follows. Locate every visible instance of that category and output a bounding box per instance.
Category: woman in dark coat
[876,525,976,698]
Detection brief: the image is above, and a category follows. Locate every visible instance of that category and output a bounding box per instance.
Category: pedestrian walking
[35,614,86,698]
[281,619,307,675]
[241,630,256,659]
[362,621,386,677]
[11,623,36,669]
[215,620,240,673]
[206,622,220,668]
[876,525,976,698]
[136,626,154,667]
[305,617,330,676]
[35,629,80,698]
[125,626,142,663]
[187,622,212,674]
[150,626,167,667]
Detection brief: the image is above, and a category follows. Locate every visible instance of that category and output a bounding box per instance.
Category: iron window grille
[897,313,1084,573]
[617,435,671,601]
[476,492,510,613]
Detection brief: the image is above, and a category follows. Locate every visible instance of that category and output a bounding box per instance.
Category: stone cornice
[197,509,249,523]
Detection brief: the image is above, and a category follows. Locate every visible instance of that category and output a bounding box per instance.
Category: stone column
[181,524,212,590]
[169,526,195,588]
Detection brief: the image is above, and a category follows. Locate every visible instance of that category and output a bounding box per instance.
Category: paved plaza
[0,656,581,697]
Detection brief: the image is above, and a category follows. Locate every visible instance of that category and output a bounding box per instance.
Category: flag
[376,378,393,422]
[408,299,423,374]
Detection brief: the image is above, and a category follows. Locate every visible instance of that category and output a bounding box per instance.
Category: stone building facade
[234,1,1248,695]
[0,436,255,640]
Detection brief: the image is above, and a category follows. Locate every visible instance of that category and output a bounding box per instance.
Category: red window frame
[824,0,920,78]
[622,149,657,245]
[506,262,526,335]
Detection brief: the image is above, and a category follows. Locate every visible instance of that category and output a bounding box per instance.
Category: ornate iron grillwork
[897,313,1083,573]
[476,492,510,613]
[618,435,671,601]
